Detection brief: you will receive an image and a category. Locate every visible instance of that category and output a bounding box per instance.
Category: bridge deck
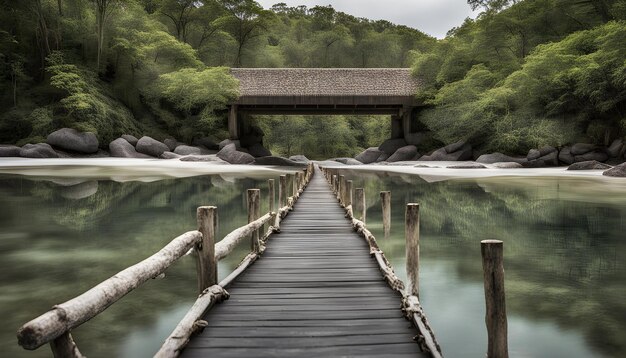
[181,169,427,357]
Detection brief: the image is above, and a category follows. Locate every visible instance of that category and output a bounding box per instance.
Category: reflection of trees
[0,175,276,358]
[338,169,626,356]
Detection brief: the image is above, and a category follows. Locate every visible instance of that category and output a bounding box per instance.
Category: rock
[537,151,559,166]
[492,162,523,168]
[174,145,215,156]
[571,143,595,155]
[0,145,21,157]
[355,147,384,164]
[574,150,608,163]
[603,162,626,177]
[216,143,254,164]
[558,146,575,165]
[420,143,472,161]
[404,132,427,146]
[121,134,139,146]
[607,139,623,158]
[476,152,526,164]
[53,148,109,158]
[109,138,151,158]
[387,145,418,162]
[444,140,466,154]
[253,156,305,166]
[136,136,169,157]
[192,137,219,150]
[179,155,225,162]
[378,138,407,155]
[567,160,613,170]
[376,152,390,162]
[538,146,557,156]
[219,139,241,150]
[60,181,98,200]
[19,143,59,158]
[161,151,182,159]
[414,164,437,168]
[289,155,310,164]
[527,149,541,160]
[240,134,263,147]
[522,160,547,168]
[247,143,272,158]
[163,138,178,151]
[334,157,363,165]
[47,128,98,154]
[447,163,486,169]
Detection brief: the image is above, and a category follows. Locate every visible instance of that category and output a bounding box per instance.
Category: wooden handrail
[215,212,273,260]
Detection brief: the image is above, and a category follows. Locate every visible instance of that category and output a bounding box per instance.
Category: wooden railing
[17,163,315,358]
[321,166,510,358]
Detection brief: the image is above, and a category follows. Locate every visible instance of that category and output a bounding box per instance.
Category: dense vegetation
[0,0,625,157]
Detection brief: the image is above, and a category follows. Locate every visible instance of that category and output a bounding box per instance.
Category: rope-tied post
[247,189,261,253]
[196,206,217,294]
[332,175,337,194]
[339,175,346,204]
[346,180,353,207]
[481,240,508,358]
[381,191,391,237]
[405,203,419,297]
[279,175,287,208]
[268,179,275,213]
[355,188,366,223]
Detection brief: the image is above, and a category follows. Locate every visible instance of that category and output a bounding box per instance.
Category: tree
[94,0,120,71]
[158,0,199,43]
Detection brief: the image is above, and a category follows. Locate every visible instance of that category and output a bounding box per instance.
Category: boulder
[0,145,21,157]
[607,139,623,158]
[60,181,99,200]
[240,134,263,147]
[404,132,427,146]
[161,151,182,159]
[247,143,272,158]
[574,150,608,163]
[163,138,178,151]
[216,143,254,164]
[289,155,310,164]
[420,143,472,161]
[567,160,613,170]
[522,160,548,168]
[136,136,169,157]
[19,143,59,158]
[492,162,523,168]
[476,152,526,164]
[192,137,219,150]
[537,150,559,166]
[174,145,215,156]
[121,134,139,146]
[179,155,226,163]
[378,138,407,155]
[47,128,98,154]
[355,147,384,164]
[571,143,595,155]
[447,163,486,169]
[376,152,390,162]
[445,140,466,154]
[538,146,557,157]
[109,138,151,158]
[414,164,437,168]
[603,162,626,177]
[387,145,418,162]
[527,149,541,160]
[334,158,363,165]
[558,146,575,165]
[219,139,241,150]
[253,156,305,166]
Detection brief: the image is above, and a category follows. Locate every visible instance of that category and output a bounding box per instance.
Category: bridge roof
[231,68,419,97]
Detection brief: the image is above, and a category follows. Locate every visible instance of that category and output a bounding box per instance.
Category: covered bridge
[229,68,423,141]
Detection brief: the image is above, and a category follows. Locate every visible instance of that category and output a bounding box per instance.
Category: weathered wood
[228,105,239,139]
[214,213,272,260]
[196,206,217,294]
[332,175,337,194]
[339,175,345,204]
[403,296,443,358]
[355,188,366,223]
[290,173,297,198]
[345,180,353,207]
[279,175,287,208]
[247,189,261,253]
[481,240,508,358]
[381,191,391,237]
[405,203,419,297]
[17,230,202,350]
[268,179,275,213]
[155,285,229,358]
[49,332,83,358]
[219,252,259,288]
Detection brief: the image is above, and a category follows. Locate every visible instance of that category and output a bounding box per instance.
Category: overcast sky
[256,0,480,39]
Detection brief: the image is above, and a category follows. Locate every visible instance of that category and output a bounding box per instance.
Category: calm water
[1,169,625,357]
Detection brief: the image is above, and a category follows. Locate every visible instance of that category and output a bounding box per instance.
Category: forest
[0,0,625,158]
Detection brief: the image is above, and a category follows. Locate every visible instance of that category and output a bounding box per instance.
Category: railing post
[405,203,419,297]
[279,175,287,207]
[50,332,83,358]
[355,188,365,223]
[339,175,345,204]
[481,240,508,358]
[381,191,391,237]
[247,189,261,252]
[346,180,353,207]
[196,206,217,293]
[332,175,337,193]
[268,179,275,213]
[291,173,297,198]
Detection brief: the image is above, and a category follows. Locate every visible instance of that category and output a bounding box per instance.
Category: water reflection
[0,172,288,358]
[337,169,626,358]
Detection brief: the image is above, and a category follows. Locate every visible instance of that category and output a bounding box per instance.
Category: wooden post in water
[332,175,337,194]
[339,175,346,204]
[481,240,508,358]
[196,206,217,293]
[381,191,391,237]
[354,188,366,223]
[346,180,353,207]
[405,203,419,297]
[268,179,275,213]
[279,175,287,207]
[291,173,297,197]
[247,189,261,252]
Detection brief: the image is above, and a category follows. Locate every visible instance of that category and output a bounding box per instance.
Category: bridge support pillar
[228,105,239,139]
[402,107,412,139]
[391,115,403,139]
